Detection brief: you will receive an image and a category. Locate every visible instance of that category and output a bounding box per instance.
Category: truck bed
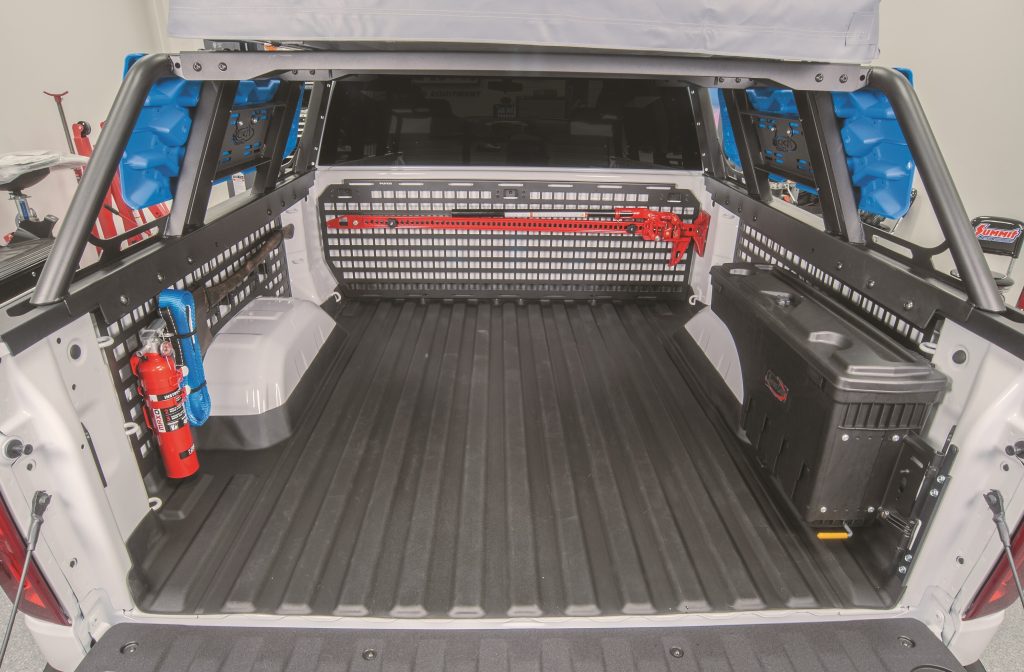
[129,299,890,616]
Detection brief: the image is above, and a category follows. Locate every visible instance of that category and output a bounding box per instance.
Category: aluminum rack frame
[27,50,1004,316]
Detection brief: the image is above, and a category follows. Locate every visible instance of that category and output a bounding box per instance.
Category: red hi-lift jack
[326,207,711,266]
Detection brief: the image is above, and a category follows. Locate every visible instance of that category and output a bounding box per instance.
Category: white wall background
[1,0,1022,293]
[0,0,198,237]
[880,0,1024,223]
[877,0,1024,289]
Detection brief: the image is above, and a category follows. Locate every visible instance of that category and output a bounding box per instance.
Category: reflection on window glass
[320,76,702,170]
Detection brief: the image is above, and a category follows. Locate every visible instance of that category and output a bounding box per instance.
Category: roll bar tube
[868,66,1005,313]
[31,54,173,306]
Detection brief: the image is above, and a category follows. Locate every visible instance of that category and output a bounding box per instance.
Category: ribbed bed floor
[131,299,888,617]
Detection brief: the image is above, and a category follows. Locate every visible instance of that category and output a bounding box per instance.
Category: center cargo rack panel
[318,179,701,300]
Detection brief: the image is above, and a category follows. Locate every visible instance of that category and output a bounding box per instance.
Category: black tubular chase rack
[24,49,1005,328]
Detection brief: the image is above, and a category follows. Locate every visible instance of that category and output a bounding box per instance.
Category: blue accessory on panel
[718,69,916,219]
[158,289,211,426]
[118,53,304,210]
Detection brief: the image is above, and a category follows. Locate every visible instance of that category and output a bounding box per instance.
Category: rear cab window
[319,76,703,169]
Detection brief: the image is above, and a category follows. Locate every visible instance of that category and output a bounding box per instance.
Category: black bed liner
[78,618,964,672]
[129,299,890,617]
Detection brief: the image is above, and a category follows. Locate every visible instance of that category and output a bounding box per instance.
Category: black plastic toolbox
[710,264,947,526]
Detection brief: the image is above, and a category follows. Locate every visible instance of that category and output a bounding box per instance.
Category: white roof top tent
[167,0,881,64]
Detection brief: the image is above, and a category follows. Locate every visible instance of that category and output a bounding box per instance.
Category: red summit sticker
[764,369,789,402]
[975,222,1023,242]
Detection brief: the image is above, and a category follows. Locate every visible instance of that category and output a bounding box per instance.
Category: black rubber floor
[131,300,889,616]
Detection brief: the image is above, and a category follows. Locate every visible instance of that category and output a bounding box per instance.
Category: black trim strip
[707,177,973,329]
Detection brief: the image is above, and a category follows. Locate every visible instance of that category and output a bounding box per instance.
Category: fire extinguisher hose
[158,289,211,426]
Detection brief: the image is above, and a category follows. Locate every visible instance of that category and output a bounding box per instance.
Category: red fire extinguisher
[130,340,198,479]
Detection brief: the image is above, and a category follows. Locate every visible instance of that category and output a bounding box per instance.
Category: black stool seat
[0,167,50,194]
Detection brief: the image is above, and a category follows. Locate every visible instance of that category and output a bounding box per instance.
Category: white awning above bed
[167,0,880,64]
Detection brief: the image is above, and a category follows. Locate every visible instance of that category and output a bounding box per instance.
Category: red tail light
[965,519,1024,620]
[0,494,69,625]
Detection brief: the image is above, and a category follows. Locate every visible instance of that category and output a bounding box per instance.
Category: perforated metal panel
[319,179,700,299]
[100,223,291,474]
[736,223,929,346]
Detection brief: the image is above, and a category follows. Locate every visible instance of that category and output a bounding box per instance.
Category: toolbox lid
[167,0,880,64]
[711,264,948,396]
